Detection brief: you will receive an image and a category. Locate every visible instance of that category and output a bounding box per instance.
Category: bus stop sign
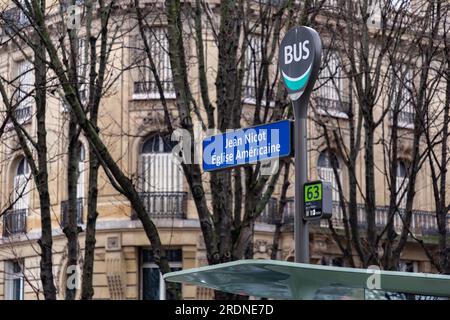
[279,26,322,102]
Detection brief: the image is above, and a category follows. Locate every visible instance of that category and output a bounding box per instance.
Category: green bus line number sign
[303,181,332,221]
[305,182,322,202]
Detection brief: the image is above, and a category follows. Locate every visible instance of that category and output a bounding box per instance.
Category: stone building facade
[0,0,448,299]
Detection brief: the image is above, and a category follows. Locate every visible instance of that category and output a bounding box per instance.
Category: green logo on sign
[304,182,322,202]
[281,65,312,91]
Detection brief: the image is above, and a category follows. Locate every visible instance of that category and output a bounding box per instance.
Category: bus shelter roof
[163,259,450,300]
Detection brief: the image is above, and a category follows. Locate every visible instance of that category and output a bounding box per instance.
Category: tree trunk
[364,117,378,265]
[64,115,80,300]
[438,59,450,274]
[29,5,173,277]
[81,148,99,299]
[271,160,290,260]
[80,0,100,300]
[34,17,57,298]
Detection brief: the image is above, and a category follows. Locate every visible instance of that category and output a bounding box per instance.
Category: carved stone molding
[136,106,180,133]
[398,140,414,161]
[105,251,127,300]
[4,134,21,156]
[254,239,270,254]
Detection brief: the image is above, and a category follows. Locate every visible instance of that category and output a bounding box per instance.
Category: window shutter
[14,159,30,212]
[14,173,29,211]
[319,52,341,102]
[78,39,88,103]
[396,165,408,209]
[140,137,182,193]
[243,34,262,100]
[77,159,84,199]
[16,60,33,116]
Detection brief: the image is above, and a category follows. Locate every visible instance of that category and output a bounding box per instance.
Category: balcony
[15,105,32,124]
[133,192,187,219]
[133,81,175,99]
[275,199,448,237]
[314,0,347,15]
[256,198,278,224]
[5,105,32,130]
[242,85,257,102]
[316,96,350,118]
[60,198,84,228]
[281,198,295,224]
[327,202,449,237]
[2,209,27,237]
[2,7,31,34]
[395,110,415,129]
[249,0,285,5]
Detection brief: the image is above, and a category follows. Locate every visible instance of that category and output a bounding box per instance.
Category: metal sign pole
[278,25,322,264]
[294,99,309,263]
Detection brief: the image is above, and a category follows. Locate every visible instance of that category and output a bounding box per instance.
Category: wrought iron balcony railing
[2,7,31,33]
[60,198,84,228]
[315,96,350,116]
[133,80,175,97]
[396,111,415,127]
[133,192,188,219]
[2,209,27,237]
[15,105,32,124]
[277,199,448,237]
[242,85,257,101]
[256,198,278,224]
[5,105,32,130]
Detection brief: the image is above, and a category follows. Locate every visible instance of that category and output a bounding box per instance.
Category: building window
[317,151,341,203]
[396,161,409,210]
[139,134,182,192]
[3,158,29,236]
[318,151,342,227]
[258,197,278,224]
[399,260,418,273]
[77,39,88,104]
[4,260,24,300]
[14,158,31,213]
[390,0,410,11]
[391,66,414,128]
[282,197,295,224]
[60,143,85,228]
[77,143,85,199]
[140,248,182,300]
[60,98,69,113]
[14,60,33,124]
[58,39,87,109]
[137,134,186,218]
[320,256,343,267]
[316,51,348,117]
[242,34,262,102]
[17,0,29,26]
[133,28,175,99]
[61,0,85,8]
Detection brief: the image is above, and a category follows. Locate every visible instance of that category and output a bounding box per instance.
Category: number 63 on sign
[303,181,333,221]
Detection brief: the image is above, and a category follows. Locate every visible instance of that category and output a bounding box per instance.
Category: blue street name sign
[202,120,292,172]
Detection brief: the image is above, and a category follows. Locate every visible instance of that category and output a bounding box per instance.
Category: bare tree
[0,0,177,299]
[310,0,448,271]
[421,1,450,274]
[0,0,57,298]
[130,0,325,298]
